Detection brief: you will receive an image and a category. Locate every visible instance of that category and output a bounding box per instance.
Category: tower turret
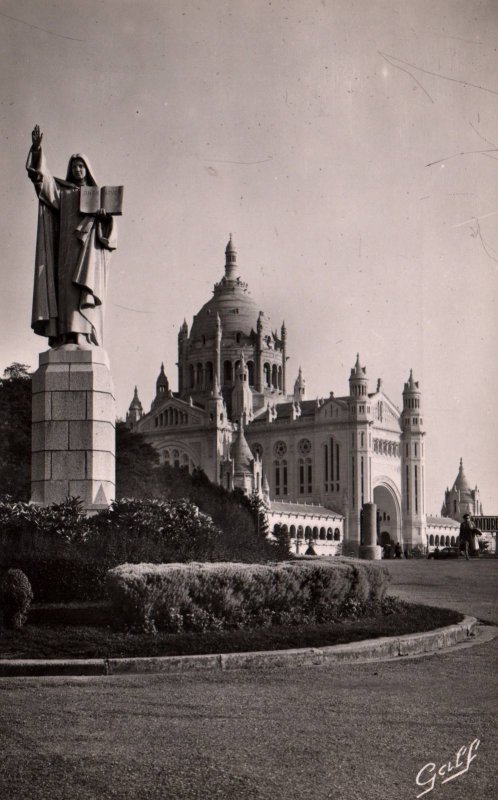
[281,321,287,395]
[346,355,372,553]
[349,353,368,398]
[178,320,189,393]
[293,366,306,402]
[126,386,143,429]
[401,370,426,547]
[231,352,253,423]
[152,363,169,408]
[225,234,238,280]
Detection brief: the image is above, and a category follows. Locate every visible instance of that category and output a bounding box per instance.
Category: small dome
[231,424,254,474]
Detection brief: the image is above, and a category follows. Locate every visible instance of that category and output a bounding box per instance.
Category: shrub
[87,498,221,564]
[1,568,33,629]
[0,497,222,602]
[106,560,390,633]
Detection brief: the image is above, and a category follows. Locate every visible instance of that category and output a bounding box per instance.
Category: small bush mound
[1,568,33,629]
[106,560,390,633]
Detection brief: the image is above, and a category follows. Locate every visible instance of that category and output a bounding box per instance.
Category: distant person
[433,546,440,560]
[394,542,402,559]
[459,514,480,560]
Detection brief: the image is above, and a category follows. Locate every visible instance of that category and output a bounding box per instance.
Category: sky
[1,0,497,514]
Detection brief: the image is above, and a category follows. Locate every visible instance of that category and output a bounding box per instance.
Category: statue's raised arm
[27,126,121,348]
[32,124,43,150]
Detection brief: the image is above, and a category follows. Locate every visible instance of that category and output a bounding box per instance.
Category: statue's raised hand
[32,125,43,150]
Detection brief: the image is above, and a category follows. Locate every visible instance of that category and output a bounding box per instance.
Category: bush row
[106,560,390,633]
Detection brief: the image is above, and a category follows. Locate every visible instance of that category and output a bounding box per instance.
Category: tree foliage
[115,421,160,499]
[0,364,32,501]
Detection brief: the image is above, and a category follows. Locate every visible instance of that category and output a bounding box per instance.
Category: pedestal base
[358,545,383,561]
[31,346,115,513]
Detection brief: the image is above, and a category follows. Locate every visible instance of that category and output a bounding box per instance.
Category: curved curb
[0,616,485,678]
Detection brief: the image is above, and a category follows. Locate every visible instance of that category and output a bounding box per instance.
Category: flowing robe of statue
[26,145,117,346]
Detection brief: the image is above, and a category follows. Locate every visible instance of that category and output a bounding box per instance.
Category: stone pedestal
[359,501,383,560]
[31,347,115,513]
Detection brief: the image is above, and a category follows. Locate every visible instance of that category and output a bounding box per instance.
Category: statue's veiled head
[66,153,98,187]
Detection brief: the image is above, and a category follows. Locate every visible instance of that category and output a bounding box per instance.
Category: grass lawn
[0,601,462,659]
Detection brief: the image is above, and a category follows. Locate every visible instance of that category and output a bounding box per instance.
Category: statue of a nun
[26,125,118,347]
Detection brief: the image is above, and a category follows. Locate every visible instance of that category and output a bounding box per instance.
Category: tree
[115,421,160,499]
[0,364,32,501]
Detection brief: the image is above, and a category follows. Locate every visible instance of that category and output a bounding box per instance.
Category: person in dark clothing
[459,513,480,560]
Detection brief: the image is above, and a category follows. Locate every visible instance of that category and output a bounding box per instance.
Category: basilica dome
[189,236,272,342]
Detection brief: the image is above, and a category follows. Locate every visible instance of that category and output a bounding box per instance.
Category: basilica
[126,237,460,556]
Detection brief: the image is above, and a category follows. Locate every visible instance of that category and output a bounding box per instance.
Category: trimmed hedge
[106,560,390,633]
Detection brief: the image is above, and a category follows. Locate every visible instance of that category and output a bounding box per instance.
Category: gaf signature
[415,738,480,797]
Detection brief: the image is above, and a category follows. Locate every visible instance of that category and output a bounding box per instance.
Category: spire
[349,354,368,398]
[156,363,169,394]
[351,353,365,378]
[224,234,238,279]
[129,385,142,411]
[293,366,306,401]
[403,369,419,393]
[454,458,471,492]
[126,386,143,426]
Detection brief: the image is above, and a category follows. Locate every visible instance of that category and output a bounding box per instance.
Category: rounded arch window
[290,525,296,536]
[319,527,326,540]
[334,528,341,541]
[273,440,287,458]
[298,438,312,456]
[297,526,303,539]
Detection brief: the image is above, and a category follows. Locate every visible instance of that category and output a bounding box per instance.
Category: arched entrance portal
[373,482,402,546]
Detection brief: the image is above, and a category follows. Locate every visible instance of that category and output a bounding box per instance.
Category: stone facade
[129,238,428,555]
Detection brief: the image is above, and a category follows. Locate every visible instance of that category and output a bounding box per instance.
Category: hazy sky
[1,0,497,513]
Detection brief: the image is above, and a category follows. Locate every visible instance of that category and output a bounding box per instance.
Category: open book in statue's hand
[80,185,124,215]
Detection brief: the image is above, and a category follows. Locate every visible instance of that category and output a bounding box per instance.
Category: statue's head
[66,154,97,186]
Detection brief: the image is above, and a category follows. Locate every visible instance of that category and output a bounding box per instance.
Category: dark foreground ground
[0,560,496,800]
